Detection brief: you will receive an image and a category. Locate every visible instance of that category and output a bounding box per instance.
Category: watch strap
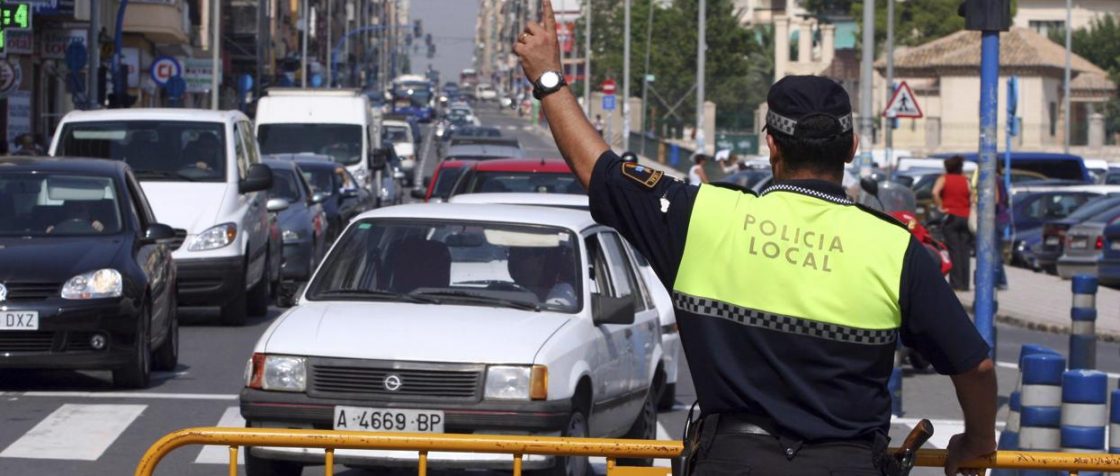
[533,73,567,100]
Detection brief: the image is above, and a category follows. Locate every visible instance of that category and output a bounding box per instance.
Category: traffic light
[958,0,1011,31]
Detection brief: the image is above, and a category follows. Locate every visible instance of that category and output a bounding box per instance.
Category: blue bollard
[1020,353,1066,476]
[1109,389,1120,456]
[992,391,1021,476]
[1060,370,1107,476]
[1070,275,1098,370]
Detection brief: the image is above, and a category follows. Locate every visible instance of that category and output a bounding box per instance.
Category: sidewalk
[954,264,1120,340]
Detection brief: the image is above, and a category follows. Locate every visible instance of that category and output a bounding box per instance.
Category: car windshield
[258,123,363,165]
[57,121,227,182]
[1063,196,1120,222]
[269,168,303,202]
[308,219,582,313]
[454,127,501,138]
[461,172,582,195]
[383,126,411,143]
[0,173,124,236]
[300,166,337,195]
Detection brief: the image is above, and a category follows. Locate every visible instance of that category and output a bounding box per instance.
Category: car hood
[263,301,572,364]
[138,182,228,233]
[0,237,126,282]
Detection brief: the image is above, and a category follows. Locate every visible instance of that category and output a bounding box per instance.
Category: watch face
[539,71,561,89]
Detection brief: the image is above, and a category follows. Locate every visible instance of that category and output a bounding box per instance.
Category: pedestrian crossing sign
[882,81,923,119]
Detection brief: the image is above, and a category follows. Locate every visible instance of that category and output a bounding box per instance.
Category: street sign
[882,81,923,119]
[601,78,616,95]
[602,94,616,111]
[149,55,181,87]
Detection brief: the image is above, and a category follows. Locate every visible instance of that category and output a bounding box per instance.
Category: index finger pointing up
[541,0,556,30]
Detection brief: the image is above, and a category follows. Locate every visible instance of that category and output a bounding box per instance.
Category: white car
[51,109,277,325]
[382,119,416,175]
[240,204,663,475]
[449,193,682,408]
[476,83,498,101]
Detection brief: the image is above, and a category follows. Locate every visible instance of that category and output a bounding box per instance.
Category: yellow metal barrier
[134,427,1120,476]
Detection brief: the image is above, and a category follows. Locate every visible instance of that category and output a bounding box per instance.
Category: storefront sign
[4,30,31,55]
[6,90,31,145]
[0,60,23,96]
[149,55,180,86]
[122,47,140,88]
[42,28,85,59]
[26,0,73,16]
[183,58,218,93]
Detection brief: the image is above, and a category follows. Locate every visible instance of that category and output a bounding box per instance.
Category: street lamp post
[300,0,309,88]
[583,0,591,116]
[622,0,631,150]
[858,0,875,174]
[211,0,221,108]
[695,0,705,154]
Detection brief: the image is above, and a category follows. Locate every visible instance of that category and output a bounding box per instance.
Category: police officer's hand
[512,0,562,85]
[943,432,995,475]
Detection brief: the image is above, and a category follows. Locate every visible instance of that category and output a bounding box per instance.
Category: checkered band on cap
[673,292,897,346]
[766,110,853,136]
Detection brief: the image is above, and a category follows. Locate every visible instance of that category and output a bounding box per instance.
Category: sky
[406,0,480,83]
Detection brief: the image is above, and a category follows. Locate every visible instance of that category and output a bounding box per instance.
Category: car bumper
[1035,249,1063,268]
[241,389,571,469]
[1057,255,1101,279]
[1100,259,1120,284]
[0,298,142,369]
[175,256,244,307]
[281,241,313,281]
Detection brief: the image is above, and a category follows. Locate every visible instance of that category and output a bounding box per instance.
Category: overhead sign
[602,94,615,111]
[601,78,616,95]
[149,55,181,87]
[882,81,923,119]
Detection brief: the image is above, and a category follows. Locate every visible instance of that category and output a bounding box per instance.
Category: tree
[1056,14,1120,139]
[852,0,1017,58]
[802,0,855,18]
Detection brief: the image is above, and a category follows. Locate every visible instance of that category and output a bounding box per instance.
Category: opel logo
[0,283,7,303]
[384,374,402,392]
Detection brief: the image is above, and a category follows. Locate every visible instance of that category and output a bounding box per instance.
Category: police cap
[765,76,853,139]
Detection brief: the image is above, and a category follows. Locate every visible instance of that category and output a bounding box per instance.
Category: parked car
[413,159,475,203]
[262,159,328,302]
[51,108,276,325]
[240,204,662,475]
[1097,221,1120,284]
[716,169,772,191]
[447,193,683,409]
[1009,190,1101,269]
[1036,195,1120,274]
[0,157,179,388]
[1056,206,1120,279]
[932,152,1093,183]
[447,158,582,197]
[289,156,375,238]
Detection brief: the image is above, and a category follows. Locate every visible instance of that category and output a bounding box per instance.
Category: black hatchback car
[0,157,178,388]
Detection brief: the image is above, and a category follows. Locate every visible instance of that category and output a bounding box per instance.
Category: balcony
[123,0,190,45]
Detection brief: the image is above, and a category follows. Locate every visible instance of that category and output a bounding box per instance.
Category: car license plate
[0,310,38,330]
[1071,237,1089,249]
[1112,241,1120,251]
[1045,237,1060,246]
[332,406,444,433]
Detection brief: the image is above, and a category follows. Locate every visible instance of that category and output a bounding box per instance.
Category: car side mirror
[142,223,177,243]
[859,176,879,197]
[267,198,290,212]
[368,147,390,170]
[240,163,273,194]
[591,294,635,326]
[311,193,326,204]
[410,189,428,200]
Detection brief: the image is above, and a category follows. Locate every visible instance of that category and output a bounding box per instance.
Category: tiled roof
[876,27,1107,76]
[1070,72,1116,92]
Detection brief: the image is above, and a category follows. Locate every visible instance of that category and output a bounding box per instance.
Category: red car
[447,158,581,196]
[413,159,475,202]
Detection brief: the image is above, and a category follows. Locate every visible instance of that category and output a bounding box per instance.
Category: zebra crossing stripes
[193,406,246,465]
[0,404,145,461]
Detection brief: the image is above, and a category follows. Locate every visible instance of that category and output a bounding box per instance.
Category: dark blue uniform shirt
[588,150,990,442]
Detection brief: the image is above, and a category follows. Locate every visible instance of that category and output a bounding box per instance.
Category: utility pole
[211,0,221,108]
[696,0,706,155]
[87,0,100,108]
[583,0,592,116]
[640,0,653,157]
[301,0,309,88]
[858,0,875,175]
[1063,0,1072,154]
[622,0,631,150]
[327,0,333,86]
[885,0,895,173]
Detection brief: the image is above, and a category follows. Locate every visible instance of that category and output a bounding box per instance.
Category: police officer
[514,2,997,475]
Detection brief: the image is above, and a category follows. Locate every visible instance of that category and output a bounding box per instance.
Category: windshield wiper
[133,170,178,179]
[412,290,541,312]
[314,289,442,304]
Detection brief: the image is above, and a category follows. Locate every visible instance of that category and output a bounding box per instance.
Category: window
[0,173,124,236]
[258,123,365,166]
[56,121,227,182]
[239,121,261,165]
[621,240,654,311]
[1024,193,1093,221]
[599,232,637,302]
[126,174,156,229]
[233,123,249,180]
[1029,20,1065,37]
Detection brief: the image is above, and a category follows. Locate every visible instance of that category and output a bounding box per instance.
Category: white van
[254,89,387,195]
[50,109,276,325]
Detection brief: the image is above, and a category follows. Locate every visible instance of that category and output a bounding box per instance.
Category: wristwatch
[532,71,567,100]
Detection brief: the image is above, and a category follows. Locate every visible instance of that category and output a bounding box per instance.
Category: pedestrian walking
[933,155,973,291]
[688,154,709,185]
[513,3,997,474]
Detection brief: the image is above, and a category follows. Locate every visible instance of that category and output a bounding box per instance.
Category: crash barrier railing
[134,426,1120,476]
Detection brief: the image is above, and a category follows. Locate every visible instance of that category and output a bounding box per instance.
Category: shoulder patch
[620,162,664,188]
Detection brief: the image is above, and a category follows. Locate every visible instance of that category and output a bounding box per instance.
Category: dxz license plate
[333,406,444,433]
[0,310,38,330]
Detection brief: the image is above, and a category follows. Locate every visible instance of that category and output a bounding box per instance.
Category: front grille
[0,332,55,352]
[1,282,60,301]
[309,359,483,401]
[169,230,188,251]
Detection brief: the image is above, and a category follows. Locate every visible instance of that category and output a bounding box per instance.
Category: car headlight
[259,355,306,392]
[282,229,300,242]
[484,365,547,400]
[61,268,123,300]
[189,223,237,251]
